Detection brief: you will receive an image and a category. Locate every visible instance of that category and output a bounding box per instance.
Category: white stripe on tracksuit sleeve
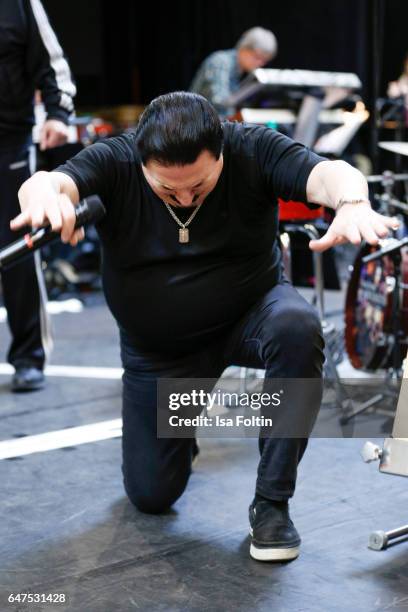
[28,0,76,116]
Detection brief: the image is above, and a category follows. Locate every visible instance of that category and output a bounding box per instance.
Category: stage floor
[0,290,407,612]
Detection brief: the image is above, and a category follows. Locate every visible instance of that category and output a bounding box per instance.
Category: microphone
[0,195,106,270]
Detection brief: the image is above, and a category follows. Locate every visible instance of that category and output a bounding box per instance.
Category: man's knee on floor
[123,472,189,514]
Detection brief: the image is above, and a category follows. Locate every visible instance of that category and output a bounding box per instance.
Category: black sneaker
[11,367,45,393]
[249,499,301,561]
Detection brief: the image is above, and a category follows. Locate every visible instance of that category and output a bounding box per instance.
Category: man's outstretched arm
[306,160,400,252]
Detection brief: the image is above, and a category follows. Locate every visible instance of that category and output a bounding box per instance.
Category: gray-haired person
[190,27,277,117]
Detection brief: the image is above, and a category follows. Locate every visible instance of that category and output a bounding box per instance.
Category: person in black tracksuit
[0,0,76,391]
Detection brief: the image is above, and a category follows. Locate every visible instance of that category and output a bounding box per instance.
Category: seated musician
[190,27,277,118]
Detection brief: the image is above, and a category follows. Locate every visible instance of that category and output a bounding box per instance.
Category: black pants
[0,144,46,369]
[120,279,325,514]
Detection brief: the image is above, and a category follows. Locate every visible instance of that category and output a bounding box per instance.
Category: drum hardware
[303,224,352,415]
[281,223,353,415]
[367,171,408,185]
[283,223,326,315]
[279,231,292,282]
[357,2,408,549]
[368,526,408,551]
[341,237,408,424]
[363,236,408,262]
[368,170,408,221]
[239,222,349,414]
[373,193,408,215]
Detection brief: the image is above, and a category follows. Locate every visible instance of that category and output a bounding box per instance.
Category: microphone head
[83,195,106,224]
[74,195,106,228]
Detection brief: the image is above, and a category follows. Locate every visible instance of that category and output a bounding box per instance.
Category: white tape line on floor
[0,363,123,379]
[0,419,123,460]
[0,299,84,322]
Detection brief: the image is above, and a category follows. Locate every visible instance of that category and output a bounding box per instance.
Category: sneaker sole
[249,527,300,562]
[12,382,45,393]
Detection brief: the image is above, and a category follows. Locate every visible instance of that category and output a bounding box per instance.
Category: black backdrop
[42,0,408,109]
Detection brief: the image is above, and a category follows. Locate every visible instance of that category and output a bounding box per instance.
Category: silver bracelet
[336,198,371,212]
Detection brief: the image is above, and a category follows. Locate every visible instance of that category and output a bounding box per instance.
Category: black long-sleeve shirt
[0,0,76,146]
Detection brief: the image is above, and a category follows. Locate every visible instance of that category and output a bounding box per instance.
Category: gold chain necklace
[161,199,202,243]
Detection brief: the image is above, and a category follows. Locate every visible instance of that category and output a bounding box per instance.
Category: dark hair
[135,92,223,166]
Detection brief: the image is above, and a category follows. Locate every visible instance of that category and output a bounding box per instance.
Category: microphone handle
[0,198,103,270]
[0,226,60,269]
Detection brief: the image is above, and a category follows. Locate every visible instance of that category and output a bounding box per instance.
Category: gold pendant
[179,228,189,243]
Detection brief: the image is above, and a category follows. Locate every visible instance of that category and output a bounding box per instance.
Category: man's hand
[10,171,84,246]
[39,119,70,151]
[309,202,400,253]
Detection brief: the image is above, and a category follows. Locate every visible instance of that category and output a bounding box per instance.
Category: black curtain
[134,0,371,102]
[43,0,408,110]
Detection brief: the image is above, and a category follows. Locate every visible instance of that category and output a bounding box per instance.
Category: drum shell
[345,244,408,370]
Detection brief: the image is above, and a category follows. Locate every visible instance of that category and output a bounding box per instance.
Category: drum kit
[279,140,408,550]
[341,141,408,422]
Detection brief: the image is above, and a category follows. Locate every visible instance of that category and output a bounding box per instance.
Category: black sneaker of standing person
[249,497,301,561]
[11,366,45,393]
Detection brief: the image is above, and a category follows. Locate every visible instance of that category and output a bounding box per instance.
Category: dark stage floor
[0,291,407,612]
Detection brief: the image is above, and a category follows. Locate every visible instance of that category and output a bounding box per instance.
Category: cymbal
[379,141,408,156]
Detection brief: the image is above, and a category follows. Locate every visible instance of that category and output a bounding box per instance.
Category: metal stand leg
[299,224,354,418]
[369,526,408,550]
[339,393,384,425]
[279,222,354,418]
